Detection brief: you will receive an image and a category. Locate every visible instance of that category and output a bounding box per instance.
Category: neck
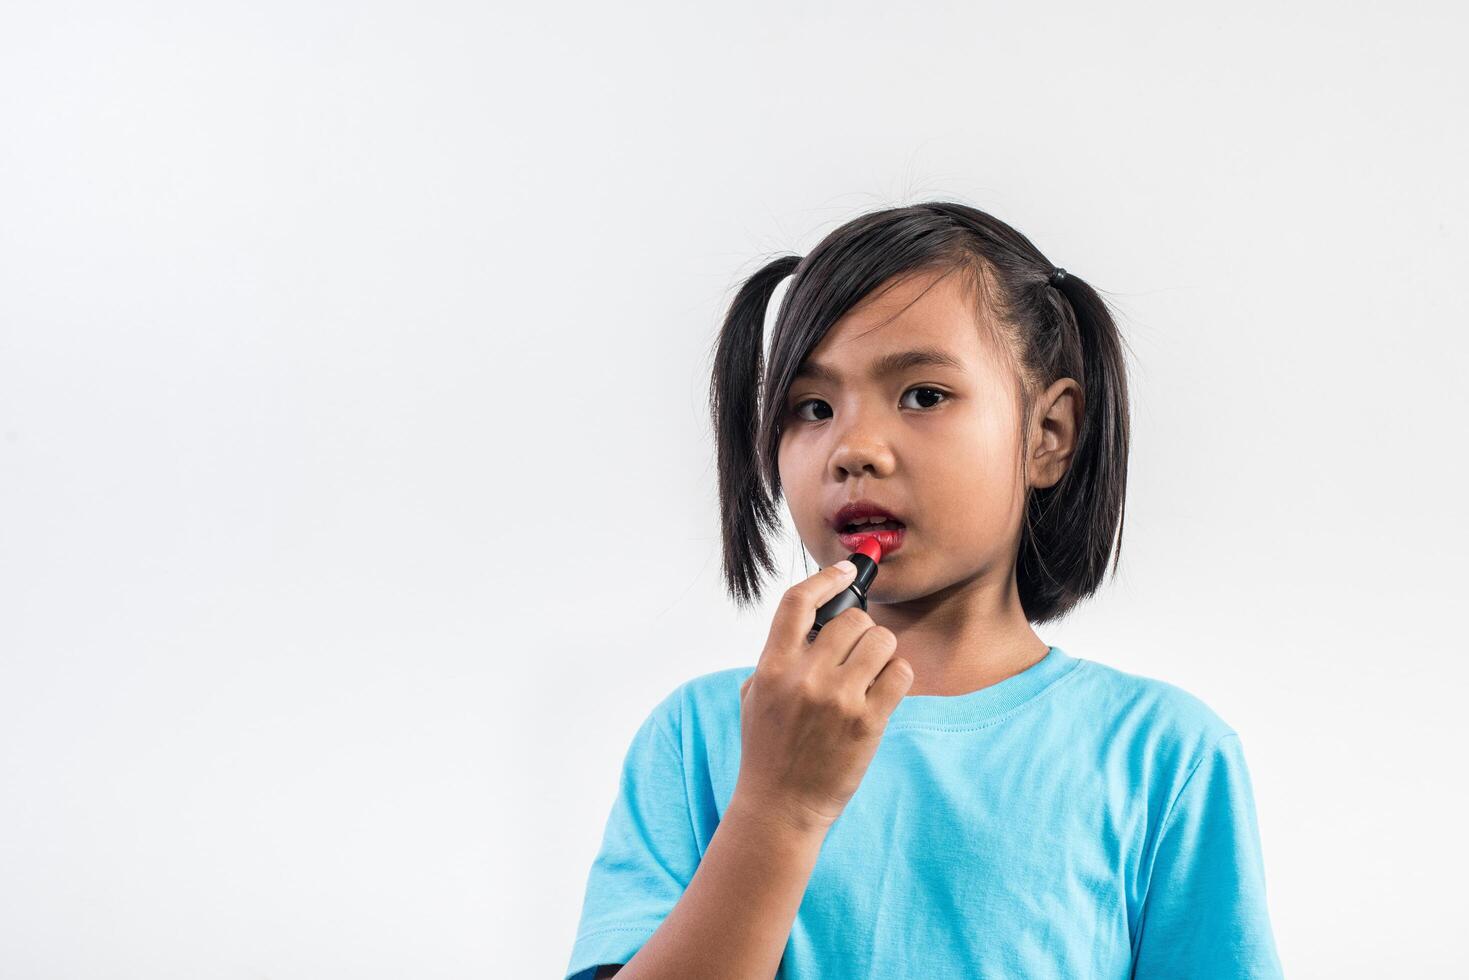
[866,561,1048,697]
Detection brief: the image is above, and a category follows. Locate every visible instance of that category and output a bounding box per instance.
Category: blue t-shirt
[565,646,1283,979]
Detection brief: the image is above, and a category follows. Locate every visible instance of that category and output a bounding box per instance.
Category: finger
[762,560,858,662]
[811,606,879,670]
[835,621,897,680]
[865,655,914,717]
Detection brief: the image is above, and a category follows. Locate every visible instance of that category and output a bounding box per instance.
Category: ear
[1027,377,1083,490]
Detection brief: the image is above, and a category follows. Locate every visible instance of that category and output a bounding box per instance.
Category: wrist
[727,789,838,841]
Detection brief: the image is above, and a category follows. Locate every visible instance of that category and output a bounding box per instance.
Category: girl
[565,202,1283,979]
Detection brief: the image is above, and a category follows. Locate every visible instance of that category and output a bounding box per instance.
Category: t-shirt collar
[885,645,1079,729]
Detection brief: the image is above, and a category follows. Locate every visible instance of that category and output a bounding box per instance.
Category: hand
[733,560,914,834]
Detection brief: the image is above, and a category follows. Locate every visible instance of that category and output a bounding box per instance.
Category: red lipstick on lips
[837,525,906,556]
[831,500,906,557]
[806,536,883,643]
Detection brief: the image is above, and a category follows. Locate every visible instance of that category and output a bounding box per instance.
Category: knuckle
[796,674,835,706]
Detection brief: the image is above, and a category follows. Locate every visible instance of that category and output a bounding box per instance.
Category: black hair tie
[1048,267,1067,287]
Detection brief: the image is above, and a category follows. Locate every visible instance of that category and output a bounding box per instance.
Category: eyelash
[789,387,950,422]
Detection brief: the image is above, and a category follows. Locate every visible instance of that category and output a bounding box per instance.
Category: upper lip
[828,499,907,531]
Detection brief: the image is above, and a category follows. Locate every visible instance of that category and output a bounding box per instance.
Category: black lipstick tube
[806,550,881,643]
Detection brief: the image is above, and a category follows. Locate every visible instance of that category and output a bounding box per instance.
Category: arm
[610,793,829,980]
[1131,732,1283,978]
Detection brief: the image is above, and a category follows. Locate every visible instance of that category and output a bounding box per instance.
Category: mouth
[835,520,906,556]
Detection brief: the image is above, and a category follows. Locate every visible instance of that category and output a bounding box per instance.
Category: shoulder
[1060,656,1260,840]
[1075,656,1237,743]
[616,667,750,802]
[648,665,750,712]
[1066,657,1240,794]
[633,666,752,746]
[669,665,753,727]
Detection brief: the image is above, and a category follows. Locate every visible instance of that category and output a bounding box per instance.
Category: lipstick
[807,537,882,643]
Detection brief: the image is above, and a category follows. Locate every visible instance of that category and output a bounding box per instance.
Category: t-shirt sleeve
[1131,731,1284,979]
[564,687,701,980]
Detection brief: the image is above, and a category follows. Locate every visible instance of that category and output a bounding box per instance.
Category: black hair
[706,201,1131,624]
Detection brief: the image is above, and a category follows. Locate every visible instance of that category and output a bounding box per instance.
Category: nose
[828,407,897,480]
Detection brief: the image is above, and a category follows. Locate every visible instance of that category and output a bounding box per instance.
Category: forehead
[798,267,1008,382]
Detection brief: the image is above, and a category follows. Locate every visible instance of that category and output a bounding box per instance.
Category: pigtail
[1017,270,1132,622]
[707,255,803,609]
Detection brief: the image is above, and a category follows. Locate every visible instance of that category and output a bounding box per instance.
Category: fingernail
[834,560,856,575]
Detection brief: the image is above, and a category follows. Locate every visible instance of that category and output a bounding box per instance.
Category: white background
[3,1,1466,977]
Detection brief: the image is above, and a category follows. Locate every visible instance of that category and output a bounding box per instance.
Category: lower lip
[836,525,906,556]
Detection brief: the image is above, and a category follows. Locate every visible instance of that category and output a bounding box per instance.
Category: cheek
[776,439,801,492]
[777,439,818,519]
[929,408,1005,469]
[922,428,1023,525]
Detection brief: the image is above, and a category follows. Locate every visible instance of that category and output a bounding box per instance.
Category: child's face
[777,268,1041,604]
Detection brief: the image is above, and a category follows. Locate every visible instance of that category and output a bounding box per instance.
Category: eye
[791,398,833,422]
[900,387,949,410]
[789,387,949,422]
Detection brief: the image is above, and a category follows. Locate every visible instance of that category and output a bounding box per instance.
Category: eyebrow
[793,346,966,384]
